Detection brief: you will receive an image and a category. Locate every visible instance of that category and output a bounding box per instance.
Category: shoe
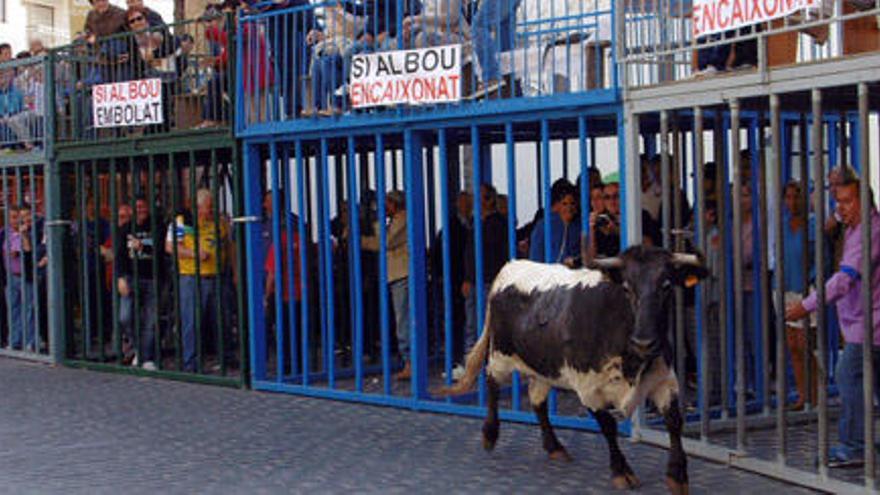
[131,354,139,367]
[827,445,864,468]
[142,361,157,371]
[394,362,412,381]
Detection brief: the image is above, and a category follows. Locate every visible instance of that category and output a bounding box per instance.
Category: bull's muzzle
[629,337,657,357]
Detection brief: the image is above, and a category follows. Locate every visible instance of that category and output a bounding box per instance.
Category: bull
[442,246,707,494]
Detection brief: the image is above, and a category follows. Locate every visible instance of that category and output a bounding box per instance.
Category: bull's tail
[437,305,493,397]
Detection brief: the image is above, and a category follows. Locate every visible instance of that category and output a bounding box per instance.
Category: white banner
[692,0,819,38]
[92,78,164,128]
[350,44,461,108]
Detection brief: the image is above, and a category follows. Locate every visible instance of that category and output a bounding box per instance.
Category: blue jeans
[835,343,880,454]
[311,54,345,111]
[180,276,219,372]
[390,278,410,362]
[473,0,523,82]
[119,279,157,362]
[6,275,35,350]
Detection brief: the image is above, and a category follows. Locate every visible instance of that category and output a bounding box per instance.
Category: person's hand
[785,300,809,322]
[461,281,472,298]
[117,277,131,298]
[307,29,324,45]
[563,257,576,268]
[117,53,130,64]
[38,257,48,268]
[199,250,211,262]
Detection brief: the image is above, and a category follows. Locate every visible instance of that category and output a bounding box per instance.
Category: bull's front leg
[591,409,640,490]
[662,396,688,495]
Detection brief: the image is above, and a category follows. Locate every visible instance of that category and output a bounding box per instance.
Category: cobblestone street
[0,358,818,494]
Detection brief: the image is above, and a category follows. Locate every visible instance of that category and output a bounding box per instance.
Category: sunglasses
[128,15,145,24]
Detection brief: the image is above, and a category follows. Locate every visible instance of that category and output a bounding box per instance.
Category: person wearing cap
[362,191,410,379]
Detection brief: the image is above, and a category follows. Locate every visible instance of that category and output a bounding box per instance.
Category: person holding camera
[588,181,621,260]
[116,196,163,370]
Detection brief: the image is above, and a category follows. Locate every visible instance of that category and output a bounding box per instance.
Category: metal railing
[0,56,50,154]
[51,14,236,145]
[619,0,880,88]
[236,0,617,129]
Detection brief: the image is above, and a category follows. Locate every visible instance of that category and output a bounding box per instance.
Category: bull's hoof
[611,473,641,490]
[482,435,497,452]
[665,477,689,495]
[548,448,572,462]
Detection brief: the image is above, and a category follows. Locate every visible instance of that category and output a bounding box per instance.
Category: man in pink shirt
[786,175,880,467]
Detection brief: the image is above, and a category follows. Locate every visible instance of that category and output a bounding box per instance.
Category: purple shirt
[803,209,880,345]
[2,227,22,276]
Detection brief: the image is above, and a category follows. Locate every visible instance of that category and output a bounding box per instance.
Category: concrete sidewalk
[0,358,817,494]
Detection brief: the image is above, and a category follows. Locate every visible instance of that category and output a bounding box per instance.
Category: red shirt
[264,231,301,302]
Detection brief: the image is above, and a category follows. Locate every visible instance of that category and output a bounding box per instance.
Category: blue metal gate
[242,110,628,430]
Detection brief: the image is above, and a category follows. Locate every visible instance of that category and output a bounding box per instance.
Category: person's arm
[528,220,543,262]
[792,234,861,319]
[361,220,380,251]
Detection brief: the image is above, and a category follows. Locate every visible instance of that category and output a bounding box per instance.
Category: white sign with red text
[92,78,164,128]
[692,0,819,38]
[350,44,461,108]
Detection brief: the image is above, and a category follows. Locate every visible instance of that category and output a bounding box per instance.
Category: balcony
[0,55,49,165]
[621,1,880,102]
[50,14,236,150]
[235,0,619,136]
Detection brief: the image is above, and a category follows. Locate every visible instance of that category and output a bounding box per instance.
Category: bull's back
[486,261,634,379]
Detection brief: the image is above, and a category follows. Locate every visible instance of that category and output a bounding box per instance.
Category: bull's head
[589,246,708,359]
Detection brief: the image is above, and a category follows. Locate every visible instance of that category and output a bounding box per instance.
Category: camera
[595,213,612,229]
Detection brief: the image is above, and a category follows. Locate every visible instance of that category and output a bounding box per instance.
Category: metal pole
[730,99,747,453]
[810,88,828,478]
[694,107,710,440]
[716,113,731,420]
[660,111,671,249]
[44,52,64,364]
[770,94,787,464]
[857,82,875,491]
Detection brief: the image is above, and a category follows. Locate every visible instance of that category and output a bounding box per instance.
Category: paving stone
[0,358,819,494]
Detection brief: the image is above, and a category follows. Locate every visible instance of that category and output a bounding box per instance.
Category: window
[26,4,54,45]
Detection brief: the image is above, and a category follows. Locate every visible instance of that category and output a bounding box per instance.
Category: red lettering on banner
[764,0,779,16]
[750,0,763,20]
[718,0,730,29]
[732,0,745,25]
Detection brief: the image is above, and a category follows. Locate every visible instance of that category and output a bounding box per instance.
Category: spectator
[785,174,880,468]
[7,54,45,150]
[588,181,620,259]
[116,196,163,370]
[0,72,24,149]
[461,184,508,370]
[529,179,580,266]
[304,4,366,116]
[166,188,232,373]
[126,0,166,26]
[264,229,302,372]
[589,182,604,216]
[28,40,46,57]
[127,6,166,70]
[780,181,816,411]
[4,205,43,352]
[472,0,522,96]
[199,3,232,127]
[362,191,409,380]
[84,0,127,40]
[405,0,470,49]
[0,44,11,62]
[2,208,24,350]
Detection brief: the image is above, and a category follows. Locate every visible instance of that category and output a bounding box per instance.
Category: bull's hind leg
[530,380,570,461]
[482,375,500,451]
[662,397,688,495]
[591,409,640,490]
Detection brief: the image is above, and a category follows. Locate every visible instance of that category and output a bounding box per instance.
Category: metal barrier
[619,1,880,88]
[243,112,628,429]
[623,86,879,492]
[236,0,618,130]
[60,147,248,386]
[51,14,236,145]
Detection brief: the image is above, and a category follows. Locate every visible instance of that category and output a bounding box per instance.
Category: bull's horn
[671,253,701,266]
[590,257,624,269]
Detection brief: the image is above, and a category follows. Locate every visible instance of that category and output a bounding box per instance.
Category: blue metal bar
[616,109,629,250]
[748,123,766,408]
[347,136,365,392]
[282,145,299,379]
[470,126,488,407]
[270,141,285,382]
[295,140,310,385]
[319,138,336,388]
[539,119,557,414]
[244,143,267,382]
[439,129,454,393]
[578,117,590,248]
[405,130,429,400]
[376,134,391,395]
[505,122,521,411]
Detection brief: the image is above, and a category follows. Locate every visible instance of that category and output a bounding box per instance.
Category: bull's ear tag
[685,275,699,288]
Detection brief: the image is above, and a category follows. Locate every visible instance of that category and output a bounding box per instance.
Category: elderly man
[786,174,880,468]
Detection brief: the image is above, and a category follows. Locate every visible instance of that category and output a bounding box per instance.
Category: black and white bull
[442,246,707,494]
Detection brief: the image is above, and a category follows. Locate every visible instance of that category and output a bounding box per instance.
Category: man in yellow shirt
[166,188,231,372]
